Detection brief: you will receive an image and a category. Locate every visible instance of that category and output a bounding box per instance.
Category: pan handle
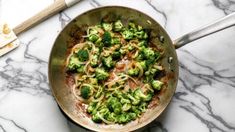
[173,13,235,49]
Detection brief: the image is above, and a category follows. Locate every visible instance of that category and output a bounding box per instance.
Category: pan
[48,6,235,132]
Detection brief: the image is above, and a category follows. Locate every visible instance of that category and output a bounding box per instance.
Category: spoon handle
[13,0,81,35]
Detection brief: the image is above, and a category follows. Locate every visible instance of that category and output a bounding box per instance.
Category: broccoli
[88,27,98,35]
[128,22,136,31]
[121,30,134,40]
[151,80,163,90]
[131,106,141,116]
[139,102,147,112]
[122,103,131,111]
[142,47,155,59]
[112,51,121,60]
[133,88,153,102]
[128,45,134,51]
[87,101,97,113]
[128,112,137,120]
[138,40,147,47]
[102,31,112,47]
[144,68,158,83]
[102,56,115,69]
[120,97,131,104]
[106,112,117,122]
[137,25,143,31]
[138,61,147,71]
[127,93,140,105]
[76,49,89,62]
[90,54,99,67]
[92,112,102,123]
[117,114,130,123]
[102,22,112,31]
[88,34,99,42]
[114,20,123,31]
[136,53,144,61]
[111,37,121,44]
[127,68,139,76]
[119,47,128,55]
[98,107,109,115]
[95,68,109,81]
[76,65,85,73]
[67,55,81,71]
[134,30,147,39]
[107,97,122,114]
[80,86,91,99]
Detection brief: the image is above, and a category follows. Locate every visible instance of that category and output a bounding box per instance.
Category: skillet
[48,6,235,132]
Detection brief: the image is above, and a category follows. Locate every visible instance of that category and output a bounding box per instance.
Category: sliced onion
[136,62,143,78]
[72,85,88,103]
[142,84,154,93]
[91,94,104,102]
[107,85,123,91]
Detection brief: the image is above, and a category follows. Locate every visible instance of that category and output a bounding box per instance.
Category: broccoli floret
[122,103,131,111]
[133,88,153,102]
[76,49,89,62]
[117,114,131,123]
[151,80,163,90]
[92,113,102,123]
[87,101,97,113]
[107,97,122,114]
[121,30,134,40]
[138,40,147,47]
[102,31,112,47]
[102,56,115,69]
[139,102,147,112]
[128,45,134,51]
[112,51,121,60]
[128,22,136,31]
[128,68,139,76]
[90,54,99,67]
[134,30,148,39]
[119,47,128,55]
[67,55,81,71]
[137,25,143,31]
[120,97,131,104]
[127,93,140,105]
[76,65,84,73]
[80,86,91,99]
[88,34,99,42]
[102,22,112,31]
[95,68,109,81]
[142,47,155,59]
[138,61,147,71]
[113,20,123,31]
[106,112,117,122]
[131,106,141,116]
[88,27,98,35]
[111,37,121,44]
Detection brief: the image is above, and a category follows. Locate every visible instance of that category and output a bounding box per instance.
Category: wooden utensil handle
[13,0,69,35]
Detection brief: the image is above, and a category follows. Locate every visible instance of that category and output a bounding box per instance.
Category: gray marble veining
[0,0,235,132]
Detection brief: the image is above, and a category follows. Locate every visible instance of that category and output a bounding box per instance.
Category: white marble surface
[1,0,235,132]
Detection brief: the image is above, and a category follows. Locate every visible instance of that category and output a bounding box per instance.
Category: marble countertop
[1,0,235,132]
